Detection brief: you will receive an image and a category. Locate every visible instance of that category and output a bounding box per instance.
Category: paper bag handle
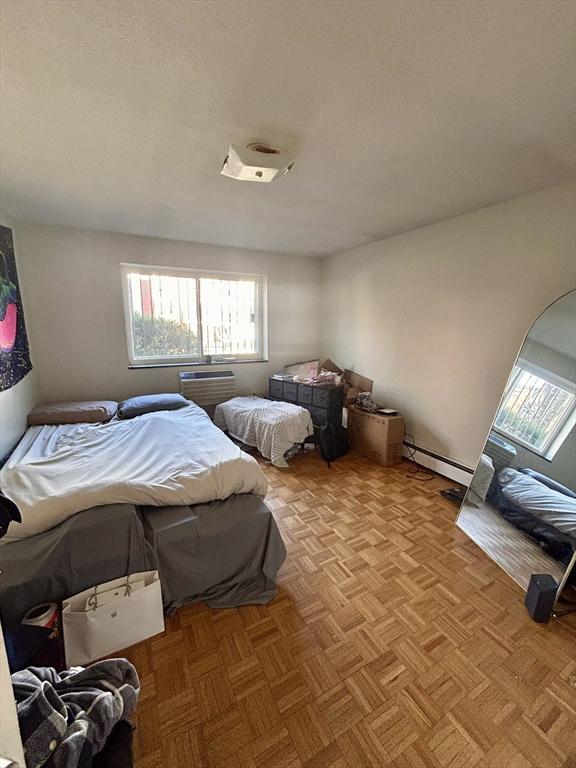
[87,581,132,611]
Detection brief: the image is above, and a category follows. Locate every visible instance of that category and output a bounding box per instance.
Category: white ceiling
[1,0,575,256]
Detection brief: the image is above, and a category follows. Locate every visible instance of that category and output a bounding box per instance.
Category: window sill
[129,359,269,370]
[492,428,552,462]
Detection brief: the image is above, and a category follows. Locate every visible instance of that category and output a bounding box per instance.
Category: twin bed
[0,400,287,628]
[488,466,576,572]
[214,396,314,468]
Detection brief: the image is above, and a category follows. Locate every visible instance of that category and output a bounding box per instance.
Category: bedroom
[0,1,575,767]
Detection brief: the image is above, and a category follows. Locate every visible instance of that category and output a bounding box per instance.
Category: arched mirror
[457,290,576,614]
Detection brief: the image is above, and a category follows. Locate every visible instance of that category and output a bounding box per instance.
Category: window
[121,264,267,365]
[494,359,576,458]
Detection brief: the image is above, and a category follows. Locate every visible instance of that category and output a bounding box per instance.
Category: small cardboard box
[319,360,374,406]
[302,358,374,408]
[342,369,373,407]
[319,359,343,376]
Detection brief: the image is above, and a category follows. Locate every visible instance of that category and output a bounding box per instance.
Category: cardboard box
[318,359,373,406]
[319,359,343,376]
[347,405,405,466]
[342,369,373,407]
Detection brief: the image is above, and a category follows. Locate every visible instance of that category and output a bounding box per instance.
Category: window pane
[200,278,257,356]
[495,366,575,452]
[127,272,200,359]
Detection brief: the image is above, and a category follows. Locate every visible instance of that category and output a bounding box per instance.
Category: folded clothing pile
[310,371,339,385]
[293,371,340,386]
[12,658,139,768]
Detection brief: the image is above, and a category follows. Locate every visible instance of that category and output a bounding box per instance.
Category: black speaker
[525,573,558,623]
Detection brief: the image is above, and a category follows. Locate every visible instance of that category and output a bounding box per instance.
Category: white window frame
[493,358,576,460]
[121,263,268,366]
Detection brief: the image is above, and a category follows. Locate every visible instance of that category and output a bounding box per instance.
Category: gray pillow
[117,393,189,419]
[28,400,118,426]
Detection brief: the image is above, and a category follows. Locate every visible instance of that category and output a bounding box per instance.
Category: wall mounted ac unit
[485,432,517,472]
[179,370,236,406]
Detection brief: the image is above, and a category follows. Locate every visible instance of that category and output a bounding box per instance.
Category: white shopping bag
[62,571,165,666]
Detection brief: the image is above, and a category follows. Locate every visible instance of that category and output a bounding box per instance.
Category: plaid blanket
[12,659,139,768]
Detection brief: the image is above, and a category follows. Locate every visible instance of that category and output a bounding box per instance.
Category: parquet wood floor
[124,452,576,768]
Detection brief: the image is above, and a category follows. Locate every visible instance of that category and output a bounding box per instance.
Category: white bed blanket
[1,403,268,541]
[214,396,314,468]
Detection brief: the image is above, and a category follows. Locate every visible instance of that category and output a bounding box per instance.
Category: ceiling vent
[221,142,295,183]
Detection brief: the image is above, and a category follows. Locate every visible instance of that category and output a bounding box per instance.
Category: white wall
[15,224,321,403]
[0,209,38,458]
[321,182,576,473]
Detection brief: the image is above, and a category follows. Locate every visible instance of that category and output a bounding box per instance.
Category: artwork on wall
[0,225,32,391]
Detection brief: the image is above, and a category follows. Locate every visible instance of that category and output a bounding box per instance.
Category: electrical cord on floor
[403,432,436,481]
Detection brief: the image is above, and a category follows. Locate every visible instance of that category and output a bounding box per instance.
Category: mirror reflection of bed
[457,290,576,602]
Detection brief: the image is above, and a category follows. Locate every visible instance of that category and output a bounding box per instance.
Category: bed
[214,396,314,468]
[487,467,576,568]
[1,402,268,540]
[0,402,286,624]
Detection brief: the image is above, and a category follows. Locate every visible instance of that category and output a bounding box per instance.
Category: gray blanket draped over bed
[0,494,286,629]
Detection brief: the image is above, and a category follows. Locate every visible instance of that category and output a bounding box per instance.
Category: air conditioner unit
[179,370,236,406]
[485,432,517,472]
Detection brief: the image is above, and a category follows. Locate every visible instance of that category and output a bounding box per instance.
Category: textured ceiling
[1,0,575,256]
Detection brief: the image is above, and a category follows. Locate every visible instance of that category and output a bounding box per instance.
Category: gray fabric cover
[0,504,151,629]
[140,494,286,611]
[117,393,188,419]
[0,495,286,628]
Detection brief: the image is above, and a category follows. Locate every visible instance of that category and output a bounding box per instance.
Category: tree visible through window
[494,361,576,456]
[122,266,266,365]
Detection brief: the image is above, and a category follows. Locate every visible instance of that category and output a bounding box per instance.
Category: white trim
[516,358,576,394]
[120,262,266,281]
[402,447,473,486]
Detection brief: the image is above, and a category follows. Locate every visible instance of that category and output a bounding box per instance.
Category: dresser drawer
[269,379,283,398]
[298,384,313,405]
[283,381,298,402]
[312,386,343,408]
[312,387,331,407]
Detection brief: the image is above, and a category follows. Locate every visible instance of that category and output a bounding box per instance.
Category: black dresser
[268,378,343,426]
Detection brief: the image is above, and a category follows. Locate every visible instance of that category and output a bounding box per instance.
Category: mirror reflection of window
[494,360,576,459]
[456,290,576,614]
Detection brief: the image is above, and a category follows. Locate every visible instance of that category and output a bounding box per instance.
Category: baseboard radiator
[402,440,475,486]
[179,370,236,406]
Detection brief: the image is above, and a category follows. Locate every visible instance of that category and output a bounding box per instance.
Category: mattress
[141,494,286,611]
[488,468,576,567]
[1,403,268,540]
[214,396,313,468]
[0,495,287,628]
[498,468,576,536]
